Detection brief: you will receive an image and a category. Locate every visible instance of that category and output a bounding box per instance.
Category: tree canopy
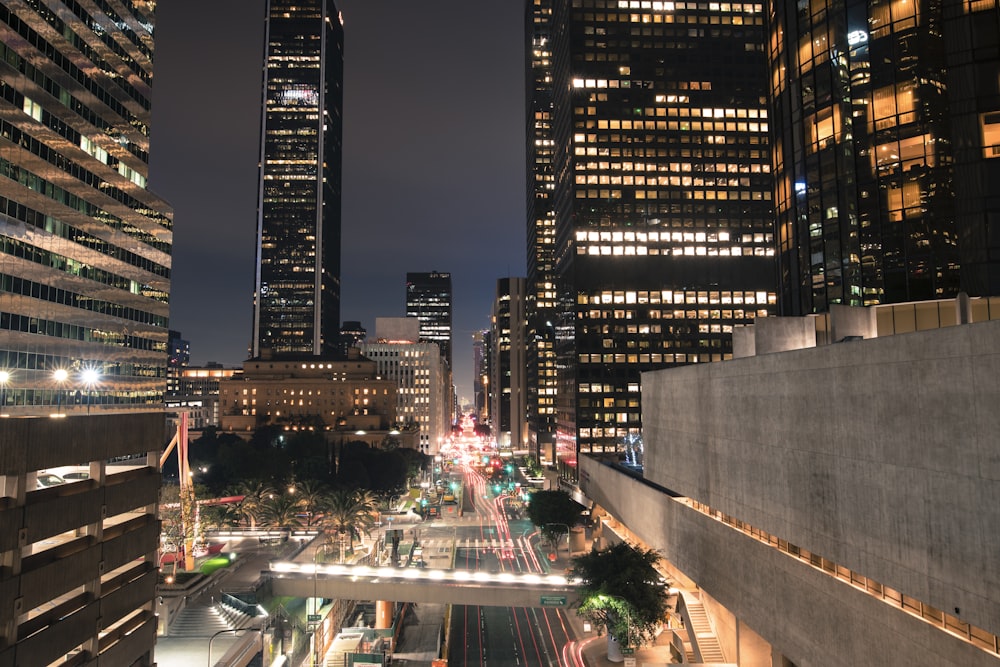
[525,490,584,542]
[571,542,670,649]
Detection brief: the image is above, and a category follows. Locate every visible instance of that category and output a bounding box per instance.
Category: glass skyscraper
[0,0,172,414]
[532,0,777,468]
[405,271,453,370]
[768,0,1000,314]
[253,0,344,358]
[526,0,559,463]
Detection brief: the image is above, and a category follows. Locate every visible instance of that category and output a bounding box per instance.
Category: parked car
[36,473,65,488]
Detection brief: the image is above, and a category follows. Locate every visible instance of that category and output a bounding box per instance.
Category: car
[36,473,65,488]
[62,471,90,481]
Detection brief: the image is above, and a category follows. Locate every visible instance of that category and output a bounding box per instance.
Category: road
[446,464,577,667]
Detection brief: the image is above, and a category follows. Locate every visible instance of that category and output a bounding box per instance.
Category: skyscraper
[491,277,528,451]
[768,0,1000,315]
[0,0,172,413]
[525,0,559,463]
[405,271,453,370]
[253,0,344,358]
[0,3,168,664]
[531,1,777,469]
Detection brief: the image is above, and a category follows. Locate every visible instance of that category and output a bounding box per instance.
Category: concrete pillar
[375,600,393,629]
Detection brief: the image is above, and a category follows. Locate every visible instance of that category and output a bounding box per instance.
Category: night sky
[150,1,526,402]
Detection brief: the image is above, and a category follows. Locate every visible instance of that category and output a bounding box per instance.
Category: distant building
[472,331,487,423]
[339,321,367,352]
[405,272,453,369]
[165,363,240,431]
[359,319,451,455]
[490,278,527,452]
[217,351,396,438]
[167,331,190,396]
[252,0,344,357]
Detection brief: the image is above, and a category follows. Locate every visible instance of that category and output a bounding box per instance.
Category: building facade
[581,298,1000,667]
[490,277,528,451]
[253,0,344,357]
[218,351,395,434]
[405,271,453,370]
[532,0,777,469]
[359,338,449,455]
[525,0,559,462]
[768,0,1000,314]
[0,0,172,414]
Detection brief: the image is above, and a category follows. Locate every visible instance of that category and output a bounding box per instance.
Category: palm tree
[323,488,377,562]
[294,480,329,527]
[231,481,277,528]
[259,493,304,530]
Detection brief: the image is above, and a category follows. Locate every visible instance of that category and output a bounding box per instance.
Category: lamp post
[312,543,332,666]
[80,367,100,415]
[208,627,260,667]
[0,370,9,416]
[52,368,68,415]
[598,594,633,657]
[544,522,570,557]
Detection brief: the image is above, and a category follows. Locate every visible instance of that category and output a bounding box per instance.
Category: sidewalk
[544,533,678,667]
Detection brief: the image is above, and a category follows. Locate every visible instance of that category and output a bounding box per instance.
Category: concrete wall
[579,457,999,667]
[752,316,816,355]
[638,320,1000,651]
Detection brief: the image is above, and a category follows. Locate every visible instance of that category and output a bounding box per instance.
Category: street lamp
[80,366,100,415]
[0,370,9,416]
[52,368,68,415]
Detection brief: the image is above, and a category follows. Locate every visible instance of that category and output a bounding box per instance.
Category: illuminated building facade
[526,0,560,463]
[539,0,777,465]
[768,0,1000,314]
[405,271,453,370]
[359,329,449,455]
[253,0,344,357]
[0,0,172,414]
[491,277,528,451]
[218,350,395,433]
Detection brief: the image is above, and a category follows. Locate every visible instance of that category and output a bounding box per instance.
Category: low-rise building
[218,351,396,436]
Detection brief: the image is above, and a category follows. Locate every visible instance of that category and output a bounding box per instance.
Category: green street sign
[307,614,321,622]
[621,647,635,655]
[540,595,567,606]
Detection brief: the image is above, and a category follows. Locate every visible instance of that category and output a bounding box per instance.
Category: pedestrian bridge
[268,562,581,609]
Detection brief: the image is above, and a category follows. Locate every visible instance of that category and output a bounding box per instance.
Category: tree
[293,480,329,527]
[571,542,670,658]
[259,493,304,529]
[323,488,377,562]
[231,481,277,528]
[525,490,584,546]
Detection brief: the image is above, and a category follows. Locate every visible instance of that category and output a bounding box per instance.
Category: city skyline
[152,1,526,401]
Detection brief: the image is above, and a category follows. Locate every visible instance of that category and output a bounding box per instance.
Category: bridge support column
[375,600,393,629]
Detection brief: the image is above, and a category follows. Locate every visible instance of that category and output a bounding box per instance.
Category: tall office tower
[405,271,453,369]
[166,330,190,396]
[525,0,559,464]
[0,0,172,413]
[472,330,487,422]
[769,1,1000,314]
[0,3,168,664]
[253,0,344,358]
[535,1,777,468]
[491,278,528,451]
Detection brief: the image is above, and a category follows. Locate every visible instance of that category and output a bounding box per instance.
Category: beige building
[360,319,450,454]
[218,351,397,436]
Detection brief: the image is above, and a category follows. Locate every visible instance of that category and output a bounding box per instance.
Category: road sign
[307,614,321,622]
[624,658,637,667]
[621,647,635,655]
[540,595,567,606]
